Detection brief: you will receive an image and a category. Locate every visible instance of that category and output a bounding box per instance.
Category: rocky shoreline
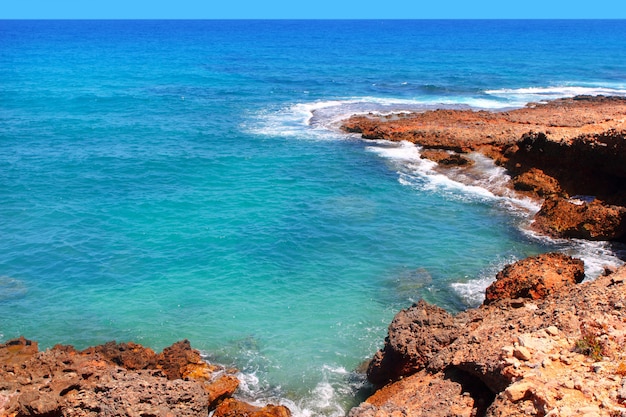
[350,256,626,417]
[2,96,626,416]
[343,95,626,417]
[342,95,626,241]
[0,338,290,417]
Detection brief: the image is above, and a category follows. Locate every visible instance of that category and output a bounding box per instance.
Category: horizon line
[2,17,626,21]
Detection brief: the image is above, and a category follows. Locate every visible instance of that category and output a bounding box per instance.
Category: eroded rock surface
[531,196,626,241]
[352,264,626,417]
[484,253,585,304]
[342,96,626,241]
[367,300,462,386]
[0,338,288,417]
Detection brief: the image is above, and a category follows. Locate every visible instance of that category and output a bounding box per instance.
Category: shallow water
[1,20,626,416]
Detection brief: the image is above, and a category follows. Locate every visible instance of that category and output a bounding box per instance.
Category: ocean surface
[2,20,626,415]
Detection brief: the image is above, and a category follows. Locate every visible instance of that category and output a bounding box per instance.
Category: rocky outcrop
[531,196,626,241]
[351,369,490,417]
[351,263,626,417]
[483,253,585,304]
[341,96,626,153]
[367,300,462,386]
[0,338,289,417]
[420,149,474,166]
[510,168,561,198]
[213,398,292,417]
[342,96,626,242]
[500,130,626,204]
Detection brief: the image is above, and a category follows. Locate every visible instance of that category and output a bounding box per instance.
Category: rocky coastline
[343,95,626,417]
[342,95,626,241]
[2,96,626,416]
[0,338,290,417]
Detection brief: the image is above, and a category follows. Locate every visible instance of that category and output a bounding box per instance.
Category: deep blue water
[1,20,626,415]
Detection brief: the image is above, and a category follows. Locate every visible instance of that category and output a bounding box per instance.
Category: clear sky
[2,0,626,19]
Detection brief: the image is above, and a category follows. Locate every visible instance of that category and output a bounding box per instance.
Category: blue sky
[2,0,626,19]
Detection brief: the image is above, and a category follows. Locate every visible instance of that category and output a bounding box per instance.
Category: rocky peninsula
[342,95,626,241]
[2,96,626,416]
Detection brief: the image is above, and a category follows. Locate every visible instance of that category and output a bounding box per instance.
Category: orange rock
[213,398,291,417]
[342,96,626,238]
[156,339,211,380]
[205,374,240,410]
[531,197,626,240]
[0,336,39,366]
[81,340,158,370]
[342,96,626,152]
[511,168,561,197]
[484,253,584,305]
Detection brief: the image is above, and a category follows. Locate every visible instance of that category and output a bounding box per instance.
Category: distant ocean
[1,20,626,416]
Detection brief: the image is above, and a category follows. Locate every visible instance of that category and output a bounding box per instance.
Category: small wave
[450,254,521,307]
[365,141,540,214]
[233,364,366,417]
[246,95,521,141]
[451,237,626,308]
[485,85,626,104]
[521,228,626,280]
[246,97,446,140]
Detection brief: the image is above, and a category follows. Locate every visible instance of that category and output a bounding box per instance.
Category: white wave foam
[451,237,626,309]
[450,275,492,307]
[572,240,625,280]
[246,95,520,141]
[232,364,366,417]
[520,230,626,280]
[247,97,450,141]
[365,141,540,214]
[450,255,520,307]
[486,85,626,104]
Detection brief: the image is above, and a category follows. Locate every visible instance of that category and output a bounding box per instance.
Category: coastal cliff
[342,96,626,241]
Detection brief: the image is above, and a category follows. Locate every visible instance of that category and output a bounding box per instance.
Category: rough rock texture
[0,338,288,417]
[484,253,585,304]
[342,96,626,241]
[341,96,626,154]
[350,370,488,417]
[351,264,626,417]
[501,130,626,204]
[510,168,561,198]
[532,196,626,241]
[420,149,474,166]
[367,300,462,386]
[213,398,292,417]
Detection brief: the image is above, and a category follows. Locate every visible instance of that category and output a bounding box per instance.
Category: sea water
[1,20,626,415]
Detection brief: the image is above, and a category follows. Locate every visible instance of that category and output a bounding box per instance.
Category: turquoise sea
[2,20,626,415]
